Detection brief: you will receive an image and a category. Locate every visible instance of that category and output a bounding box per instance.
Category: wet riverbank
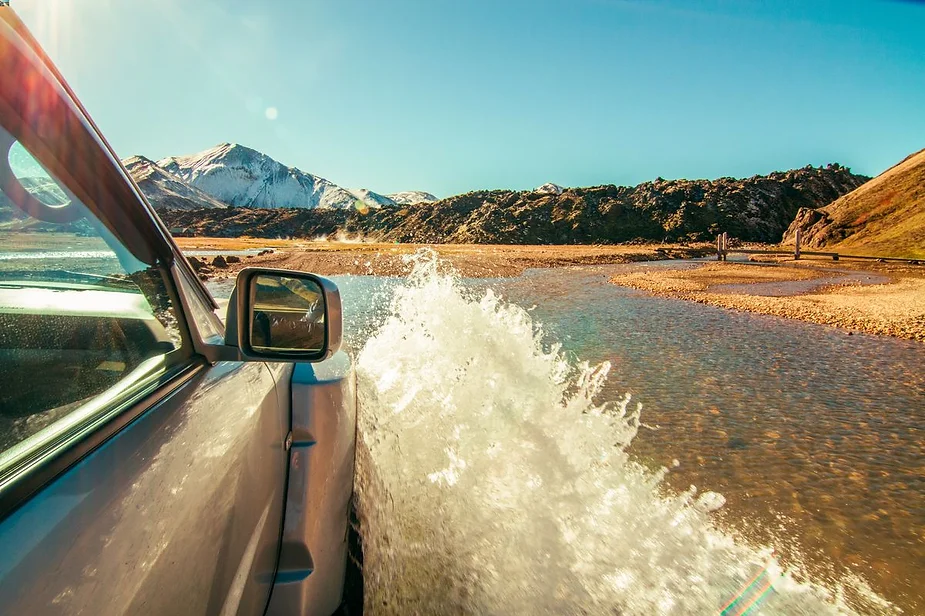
[175,237,714,278]
[499,265,924,613]
[610,260,925,342]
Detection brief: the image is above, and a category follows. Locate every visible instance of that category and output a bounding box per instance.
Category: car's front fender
[267,351,357,616]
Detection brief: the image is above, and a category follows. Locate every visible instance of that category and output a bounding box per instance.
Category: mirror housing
[196,267,342,364]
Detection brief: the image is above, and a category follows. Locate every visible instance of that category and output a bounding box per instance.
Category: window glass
[175,263,225,344]
[0,126,184,458]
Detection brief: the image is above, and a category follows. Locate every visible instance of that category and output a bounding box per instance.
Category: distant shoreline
[175,237,714,279]
[174,237,925,342]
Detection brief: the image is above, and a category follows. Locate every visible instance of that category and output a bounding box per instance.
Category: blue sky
[15,0,925,197]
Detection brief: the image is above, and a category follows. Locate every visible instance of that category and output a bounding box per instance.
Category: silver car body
[0,7,357,615]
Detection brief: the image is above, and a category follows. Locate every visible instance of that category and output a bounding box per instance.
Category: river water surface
[215,254,923,614]
[488,263,923,614]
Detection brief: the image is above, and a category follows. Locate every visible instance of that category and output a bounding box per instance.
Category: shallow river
[216,255,924,614]
[490,264,923,614]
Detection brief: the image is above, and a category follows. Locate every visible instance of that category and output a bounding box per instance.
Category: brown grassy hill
[783,148,925,258]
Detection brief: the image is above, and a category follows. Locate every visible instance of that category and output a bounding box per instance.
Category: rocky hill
[783,149,925,258]
[387,191,438,205]
[160,164,868,244]
[348,188,397,208]
[124,156,228,211]
[377,165,867,244]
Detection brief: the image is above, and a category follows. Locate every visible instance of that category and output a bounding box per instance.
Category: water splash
[354,249,894,615]
[311,230,375,243]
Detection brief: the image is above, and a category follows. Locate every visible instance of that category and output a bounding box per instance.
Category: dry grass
[810,148,925,259]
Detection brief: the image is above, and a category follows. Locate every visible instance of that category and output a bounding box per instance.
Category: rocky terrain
[783,148,925,258]
[123,156,228,211]
[159,164,868,244]
[386,191,438,205]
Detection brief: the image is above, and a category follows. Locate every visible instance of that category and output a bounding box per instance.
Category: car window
[0,126,185,462]
[174,262,224,344]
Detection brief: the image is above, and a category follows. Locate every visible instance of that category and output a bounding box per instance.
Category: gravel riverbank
[610,260,925,342]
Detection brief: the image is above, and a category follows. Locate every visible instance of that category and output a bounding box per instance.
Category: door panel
[0,360,288,616]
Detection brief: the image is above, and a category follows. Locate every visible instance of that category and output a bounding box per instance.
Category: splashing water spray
[353,249,895,615]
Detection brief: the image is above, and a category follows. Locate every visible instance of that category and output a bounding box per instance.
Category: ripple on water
[501,265,923,613]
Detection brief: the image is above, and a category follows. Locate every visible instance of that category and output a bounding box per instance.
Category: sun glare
[15,0,78,58]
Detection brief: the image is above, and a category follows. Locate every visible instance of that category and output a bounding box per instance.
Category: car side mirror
[223,268,342,362]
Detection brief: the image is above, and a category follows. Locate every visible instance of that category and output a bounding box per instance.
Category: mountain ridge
[125,143,436,211]
[124,155,229,211]
[387,191,438,205]
[160,164,869,245]
[348,188,397,209]
[156,143,361,210]
[123,141,922,251]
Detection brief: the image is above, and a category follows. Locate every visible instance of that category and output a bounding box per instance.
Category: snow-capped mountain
[124,156,228,211]
[157,143,363,210]
[387,191,438,205]
[128,142,437,211]
[348,188,397,208]
[534,183,564,195]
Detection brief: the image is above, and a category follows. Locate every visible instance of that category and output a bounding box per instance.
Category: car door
[0,10,289,615]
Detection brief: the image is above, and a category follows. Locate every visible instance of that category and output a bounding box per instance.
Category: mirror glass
[249,274,326,355]
[7,141,71,207]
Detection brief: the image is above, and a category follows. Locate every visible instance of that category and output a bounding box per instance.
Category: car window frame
[0,248,204,521]
[0,21,211,520]
[1,12,171,266]
[173,260,225,345]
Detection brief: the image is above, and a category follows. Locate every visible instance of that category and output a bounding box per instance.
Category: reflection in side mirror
[212,267,342,363]
[248,273,327,357]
